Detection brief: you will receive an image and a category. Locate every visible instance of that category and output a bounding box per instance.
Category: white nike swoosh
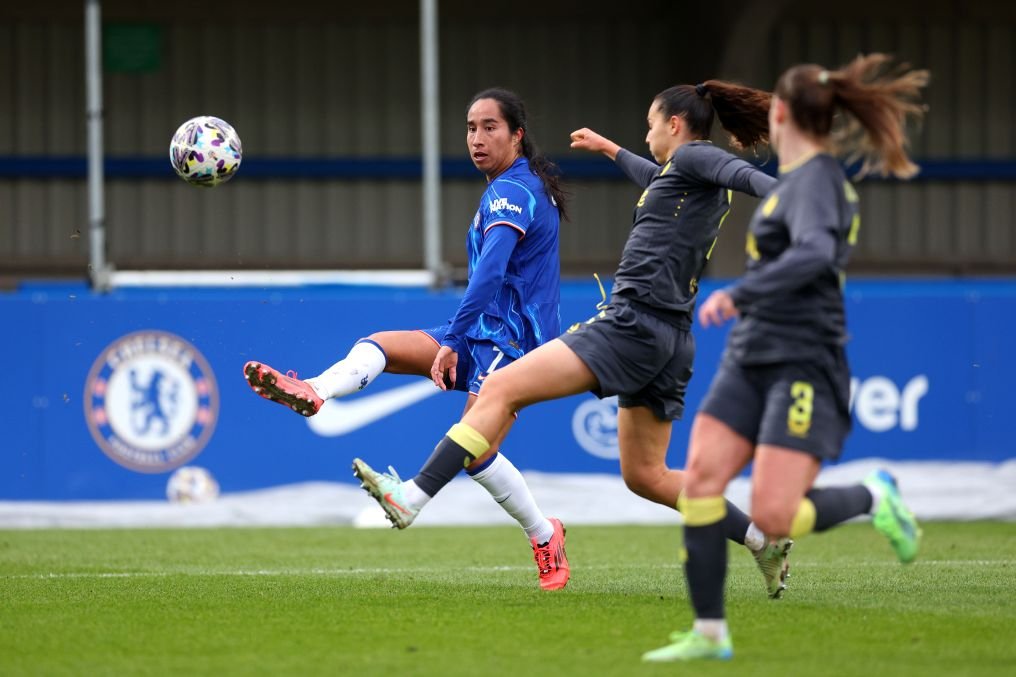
[305,380,442,437]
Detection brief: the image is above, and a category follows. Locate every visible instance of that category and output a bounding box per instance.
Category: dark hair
[654,81,771,150]
[467,88,569,220]
[774,54,929,178]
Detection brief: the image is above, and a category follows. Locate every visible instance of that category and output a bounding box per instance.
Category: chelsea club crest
[571,395,620,460]
[83,330,219,473]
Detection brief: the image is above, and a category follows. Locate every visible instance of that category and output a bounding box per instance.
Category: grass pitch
[1,522,1014,676]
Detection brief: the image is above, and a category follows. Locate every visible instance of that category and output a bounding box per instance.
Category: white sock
[693,619,729,642]
[305,340,387,400]
[470,453,554,544]
[866,483,884,514]
[743,523,766,552]
[401,479,432,511]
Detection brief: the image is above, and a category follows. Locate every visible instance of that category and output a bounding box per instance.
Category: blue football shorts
[418,326,515,395]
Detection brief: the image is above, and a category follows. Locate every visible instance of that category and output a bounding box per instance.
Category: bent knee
[620,463,672,503]
[682,459,727,497]
[476,370,519,410]
[621,467,654,499]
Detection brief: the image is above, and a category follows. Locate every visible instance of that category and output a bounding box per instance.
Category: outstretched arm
[684,144,777,197]
[571,127,658,188]
[570,127,622,160]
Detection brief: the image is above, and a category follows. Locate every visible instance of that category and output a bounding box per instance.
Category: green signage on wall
[104,24,163,73]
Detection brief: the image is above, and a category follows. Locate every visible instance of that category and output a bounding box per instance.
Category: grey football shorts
[558,299,693,421]
[699,357,852,461]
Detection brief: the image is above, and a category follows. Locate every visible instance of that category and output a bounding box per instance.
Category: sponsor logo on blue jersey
[83,330,219,473]
[488,197,523,215]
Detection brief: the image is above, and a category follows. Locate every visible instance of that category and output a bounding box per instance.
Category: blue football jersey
[462,157,561,358]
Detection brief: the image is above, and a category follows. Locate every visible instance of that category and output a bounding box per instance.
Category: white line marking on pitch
[3,560,1006,581]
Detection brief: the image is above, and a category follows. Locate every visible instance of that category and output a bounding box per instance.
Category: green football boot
[641,630,733,663]
[865,469,922,563]
[752,537,793,599]
[352,458,419,529]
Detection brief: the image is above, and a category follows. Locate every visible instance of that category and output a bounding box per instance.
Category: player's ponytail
[695,81,771,150]
[468,88,570,221]
[774,54,928,178]
[654,82,771,151]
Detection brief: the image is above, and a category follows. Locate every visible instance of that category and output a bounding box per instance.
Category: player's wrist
[723,285,745,307]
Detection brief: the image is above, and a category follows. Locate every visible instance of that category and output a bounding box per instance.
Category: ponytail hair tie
[695,83,708,97]
[817,70,830,85]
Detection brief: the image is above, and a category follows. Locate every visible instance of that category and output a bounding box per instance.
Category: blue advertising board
[3,279,1013,500]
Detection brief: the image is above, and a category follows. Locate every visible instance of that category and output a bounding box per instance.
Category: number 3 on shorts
[787,381,814,438]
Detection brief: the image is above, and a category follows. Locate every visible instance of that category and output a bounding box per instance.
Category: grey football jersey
[611,142,776,315]
[725,153,860,365]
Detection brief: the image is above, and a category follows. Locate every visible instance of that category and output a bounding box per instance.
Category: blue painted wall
[3,279,1012,500]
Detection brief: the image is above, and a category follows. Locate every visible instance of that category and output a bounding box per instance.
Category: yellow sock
[790,498,817,538]
[678,491,727,526]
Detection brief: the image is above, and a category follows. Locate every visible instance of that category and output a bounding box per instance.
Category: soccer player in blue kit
[244,88,573,590]
[643,54,928,662]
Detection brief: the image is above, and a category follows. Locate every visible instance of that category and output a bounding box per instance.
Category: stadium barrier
[3,279,1012,500]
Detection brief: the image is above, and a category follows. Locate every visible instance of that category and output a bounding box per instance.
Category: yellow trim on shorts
[790,497,817,538]
[677,492,727,526]
[447,422,490,462]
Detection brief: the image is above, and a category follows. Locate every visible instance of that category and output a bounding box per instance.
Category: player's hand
[570,128,620,159]
[431,345,458,391]
[698,290,739,328]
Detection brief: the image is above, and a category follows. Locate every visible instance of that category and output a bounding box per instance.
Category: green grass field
[2,522,1014,676]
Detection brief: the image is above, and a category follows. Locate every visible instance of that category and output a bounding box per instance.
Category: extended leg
[244,330,438,416]
[353,339,595,529]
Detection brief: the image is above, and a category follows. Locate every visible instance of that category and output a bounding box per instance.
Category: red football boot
[243,361,324,417]
[532,518,570,590]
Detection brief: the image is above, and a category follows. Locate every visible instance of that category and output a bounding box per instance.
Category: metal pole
[85,0,109,290]
[420,0,443,286]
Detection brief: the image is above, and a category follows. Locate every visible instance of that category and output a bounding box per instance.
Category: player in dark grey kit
[644,54,929,663]
[561,129,774,424]
[369,80,796,596]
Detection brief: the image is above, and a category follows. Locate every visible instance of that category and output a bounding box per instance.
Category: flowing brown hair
[775,53,929,178]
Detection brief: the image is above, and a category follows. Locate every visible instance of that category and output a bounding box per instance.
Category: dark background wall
[1,0,1013,279]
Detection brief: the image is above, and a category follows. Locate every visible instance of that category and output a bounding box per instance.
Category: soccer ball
[169,116,242,187]
[166,465,220,504]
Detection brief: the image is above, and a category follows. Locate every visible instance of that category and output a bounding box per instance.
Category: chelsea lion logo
[83,330,219,473]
